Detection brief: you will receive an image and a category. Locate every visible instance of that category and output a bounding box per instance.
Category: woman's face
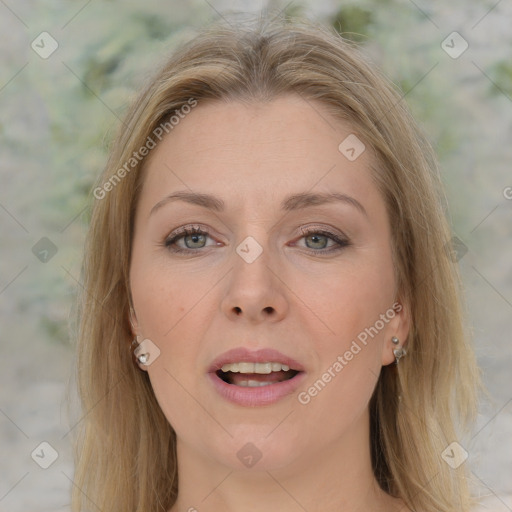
[129,94,409,472]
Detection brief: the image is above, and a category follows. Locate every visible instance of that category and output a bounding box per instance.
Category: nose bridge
[230,205,276,268]
[232,231,274,292]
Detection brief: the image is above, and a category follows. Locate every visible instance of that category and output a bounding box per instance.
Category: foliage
[489,59,512,97]
[332,4,373,42]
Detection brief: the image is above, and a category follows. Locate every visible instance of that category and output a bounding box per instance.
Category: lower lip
[208,371,306,406]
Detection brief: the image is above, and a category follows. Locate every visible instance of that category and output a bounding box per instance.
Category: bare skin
[129,94,411,512]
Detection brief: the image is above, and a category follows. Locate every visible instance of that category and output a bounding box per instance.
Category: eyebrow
[150,190,367,217]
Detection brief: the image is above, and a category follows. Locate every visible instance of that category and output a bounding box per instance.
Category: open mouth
[215,362,301,387]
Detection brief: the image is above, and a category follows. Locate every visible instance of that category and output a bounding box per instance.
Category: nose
[220,236,289,323]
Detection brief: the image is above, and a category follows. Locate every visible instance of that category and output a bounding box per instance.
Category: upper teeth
[220,362,290,374]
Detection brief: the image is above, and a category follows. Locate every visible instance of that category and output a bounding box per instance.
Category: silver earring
[132,336,149,366]
[137,353,149,365]
[391,336,406,364]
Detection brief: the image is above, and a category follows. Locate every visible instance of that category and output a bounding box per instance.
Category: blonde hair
[72,15,481,512]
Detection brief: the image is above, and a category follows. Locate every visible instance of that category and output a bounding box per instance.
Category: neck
[169,409,402,512]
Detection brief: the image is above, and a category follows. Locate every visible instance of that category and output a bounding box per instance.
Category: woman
[72,15,481,512]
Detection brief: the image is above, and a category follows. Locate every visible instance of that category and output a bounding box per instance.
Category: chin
[207,429,306,472]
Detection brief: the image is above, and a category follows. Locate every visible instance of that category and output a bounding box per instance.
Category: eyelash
[163,224,350,256]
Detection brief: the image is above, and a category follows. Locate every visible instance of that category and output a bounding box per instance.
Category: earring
[131,336,149,366]
[137,352,149,365]
[391,336,407,364]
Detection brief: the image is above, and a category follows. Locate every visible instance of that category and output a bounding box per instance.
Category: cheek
[129,253,218,427]
[130,250,210,339]
[296,252,396,422]
[295,269,392,425]
[131,268,206,376]
[306,255,396,346]
[298,254,396,412]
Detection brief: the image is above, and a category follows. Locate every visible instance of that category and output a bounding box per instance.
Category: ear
[129,306,138,337]
[128,305,149,372]
[133,340,151,372]
[381,299,411,366]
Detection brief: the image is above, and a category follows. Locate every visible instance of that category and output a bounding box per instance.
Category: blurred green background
[1,1,511,510]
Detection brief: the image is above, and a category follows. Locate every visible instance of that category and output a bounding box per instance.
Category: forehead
[138,94,383,217]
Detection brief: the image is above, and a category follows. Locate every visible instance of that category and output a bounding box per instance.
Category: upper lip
[208,347,305,373]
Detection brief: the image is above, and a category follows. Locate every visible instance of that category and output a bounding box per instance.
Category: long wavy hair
[71,14,481,512]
